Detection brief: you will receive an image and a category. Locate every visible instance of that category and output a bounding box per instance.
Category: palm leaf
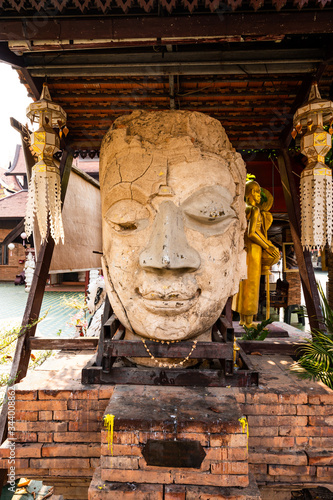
[293,328,333,388]
[317,281,333,332]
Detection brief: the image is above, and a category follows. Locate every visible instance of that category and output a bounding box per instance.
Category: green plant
[246,173,256,183]
[240,317,273,341]
[317,281,333,333]
[291,331,333,389]
[63,296,88,335]
[0,313,52,408]
[291,281,333,389]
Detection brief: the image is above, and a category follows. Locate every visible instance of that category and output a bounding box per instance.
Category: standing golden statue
[233,180,280,327]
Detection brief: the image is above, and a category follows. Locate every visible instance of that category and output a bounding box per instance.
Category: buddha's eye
[104,200,150,233]
[182,186,236,235]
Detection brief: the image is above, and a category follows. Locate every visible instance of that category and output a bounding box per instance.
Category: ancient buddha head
[100,110,247,342]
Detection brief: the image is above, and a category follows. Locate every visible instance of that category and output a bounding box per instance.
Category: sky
[0,63,33,170]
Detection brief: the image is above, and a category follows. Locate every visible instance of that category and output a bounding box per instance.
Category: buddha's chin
[127,311,215,342]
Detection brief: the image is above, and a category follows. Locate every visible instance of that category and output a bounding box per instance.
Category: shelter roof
[0,0,330,14]
[0,190,28,219]
[1,6,333,154]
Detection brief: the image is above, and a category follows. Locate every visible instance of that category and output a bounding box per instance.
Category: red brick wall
[241,389,333,485]
[1,387,113,499]
[1,383,332,499]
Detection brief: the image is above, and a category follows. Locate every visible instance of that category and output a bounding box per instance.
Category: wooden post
[278,149,325,333]
[0,142,73,493]
[266,274,270,320]
[85,270,90,298]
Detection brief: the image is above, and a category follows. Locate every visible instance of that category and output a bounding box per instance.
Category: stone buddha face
[100,110,247,342]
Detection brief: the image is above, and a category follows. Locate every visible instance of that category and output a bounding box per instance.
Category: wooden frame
[283,242,299,272]
[81,311,259,388]
[321,247,328,272]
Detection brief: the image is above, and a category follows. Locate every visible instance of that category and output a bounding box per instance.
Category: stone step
[89,467,262,500]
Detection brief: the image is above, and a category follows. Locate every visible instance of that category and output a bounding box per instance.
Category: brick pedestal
[89,468,261,500]
[3,349,333,499]
[91,386,251,498]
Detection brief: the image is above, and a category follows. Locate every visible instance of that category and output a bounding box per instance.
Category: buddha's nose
[139,201,201,271]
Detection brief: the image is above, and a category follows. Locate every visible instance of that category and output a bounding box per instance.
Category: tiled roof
[0,166,21,193]
[73,157,99,173]
[6,145,26,176]
[0,190,28,219]
[7,146,100,176]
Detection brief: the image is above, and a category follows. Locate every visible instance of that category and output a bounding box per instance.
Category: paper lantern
[8,242,15,257]
[293,83,333,250]
[25,84,68,245]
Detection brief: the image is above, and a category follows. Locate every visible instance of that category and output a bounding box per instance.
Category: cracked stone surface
[100,110,247,362]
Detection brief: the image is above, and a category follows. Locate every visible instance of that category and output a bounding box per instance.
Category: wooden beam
[280,64,328,147]
[8,151,72,385]
[279,75,313,147]
[238,340,301,356]
[10,117,34,183]
[278,150,325,333]
[24,47,323,66]
[0,12,333,42]
[29,338,98,350]
[105,340,233,359]
[19,68,42,100]
[0,143,73,492]
[0,42,25,66]
[0,219,24,247]
[28,62,317,78]
[82,365,258,387]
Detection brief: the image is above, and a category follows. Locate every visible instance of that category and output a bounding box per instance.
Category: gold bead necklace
[141,338,198,368]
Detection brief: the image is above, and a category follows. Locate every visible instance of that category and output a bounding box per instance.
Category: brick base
[89,467,261,500]
[100,386,249,489]
[2,350,333,499]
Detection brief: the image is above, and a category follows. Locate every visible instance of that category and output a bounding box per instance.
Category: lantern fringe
[300,169,333,251]
[25,166,64,245]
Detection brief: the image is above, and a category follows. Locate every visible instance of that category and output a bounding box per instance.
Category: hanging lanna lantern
[25,83,68,244]
[292,82,333,250]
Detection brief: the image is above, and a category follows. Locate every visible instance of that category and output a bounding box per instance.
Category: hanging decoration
[292,82,333,250]
[25,83,68,244]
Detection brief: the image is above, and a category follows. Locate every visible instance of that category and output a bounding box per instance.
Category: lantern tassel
[25,163,64,244]
[300,165,333,250]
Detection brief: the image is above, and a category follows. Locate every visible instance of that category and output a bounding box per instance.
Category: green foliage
[240,317,273,341]
[246,173,256,182]
[317,281,333,333]
[30,350,52,369]
[292,331,333,389]
[260,189,268,204]
[0,314,53,408]
[62,296,87,312]
[291,281,333,389]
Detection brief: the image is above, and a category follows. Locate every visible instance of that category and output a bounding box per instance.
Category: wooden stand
[82,300,259,387]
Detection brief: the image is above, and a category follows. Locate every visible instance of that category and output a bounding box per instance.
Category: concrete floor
[0,282,86,338]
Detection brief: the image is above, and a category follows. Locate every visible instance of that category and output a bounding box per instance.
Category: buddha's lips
[138,289,201,315]
[141,291,198,300]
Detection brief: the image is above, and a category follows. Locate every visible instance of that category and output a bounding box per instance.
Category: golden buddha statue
[233,181,280,327]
